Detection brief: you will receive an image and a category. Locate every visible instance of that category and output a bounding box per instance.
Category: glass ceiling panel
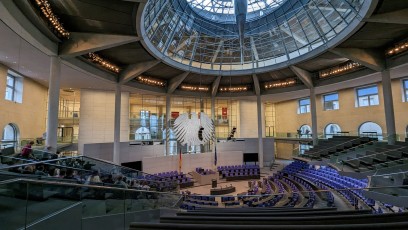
[186,0,286,23]
[142,0,367,75]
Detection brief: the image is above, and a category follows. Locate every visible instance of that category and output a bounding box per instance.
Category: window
[4,71,23,103]
[324,124,341,138]
[403,79,408,102]
[356,86,379,107]
[135,127,151,140]
[359,121,382,140]
[2,123,19,148]
[299,125,312,138]
[323,93,339,110]
[299,125,312,154]
[298,98,310,114]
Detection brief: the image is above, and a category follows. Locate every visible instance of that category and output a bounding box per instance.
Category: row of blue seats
[217,165,260,171]
[290,164,373,208]
[189,195,216,201]
[185,199,218,206]
[221,196,236,202]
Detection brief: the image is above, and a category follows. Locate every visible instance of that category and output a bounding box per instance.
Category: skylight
[186,0,286,23]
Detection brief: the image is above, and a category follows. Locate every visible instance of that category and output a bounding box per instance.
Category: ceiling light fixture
[34,0,70,38]
[319,61,362,79]
[180,84,209,92]
[219,86,249,92]
[386,40,408,56]
[87,53,120,73]
[265,78,297,89]
[137,76,166,87]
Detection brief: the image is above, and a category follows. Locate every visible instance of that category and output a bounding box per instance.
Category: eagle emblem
[173,112,214,146]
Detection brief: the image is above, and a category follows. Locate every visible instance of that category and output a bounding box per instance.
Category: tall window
[359,121,383,140]
[323,93,339,111]
[2,123,19,148]
[299,125,312,154]
[403,79,408,102]
[324,123,341,138]
[298,98,310,114]
[356,86,379,107]
[5,72,23,103]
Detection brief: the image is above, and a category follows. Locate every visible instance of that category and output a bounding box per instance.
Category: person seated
[87,171,102,184]
[114,175,128,188]
[103,174,114,184]
[22,164,36,174]
[141,182,150,191]
[42,146,58,160]
[64,169,75,180]
[34,165,48,176]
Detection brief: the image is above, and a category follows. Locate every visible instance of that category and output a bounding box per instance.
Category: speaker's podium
[190,171,218,185]
[212,179,217,188]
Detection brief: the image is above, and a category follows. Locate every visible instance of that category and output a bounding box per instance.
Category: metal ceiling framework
[6,0,408,98]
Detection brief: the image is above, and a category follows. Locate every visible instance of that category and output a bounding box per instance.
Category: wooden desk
[210,186,236,195]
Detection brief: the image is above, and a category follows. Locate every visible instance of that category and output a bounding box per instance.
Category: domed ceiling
[7,0,408,98]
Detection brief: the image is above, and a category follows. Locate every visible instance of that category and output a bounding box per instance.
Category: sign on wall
[171,111,179,119]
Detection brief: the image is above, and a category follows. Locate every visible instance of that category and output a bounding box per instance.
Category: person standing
[21,141,35,159]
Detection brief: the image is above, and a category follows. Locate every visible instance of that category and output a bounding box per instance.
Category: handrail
[0,155,81,169]
[0,177,182,195]
[2,155,171,181]
[1,177,408,199]
[371,169,408,178]
[303,136,376,158]
[341,145,407,163]
[78,156,172,180]
[0,169,172,185]
[1,157,179,186]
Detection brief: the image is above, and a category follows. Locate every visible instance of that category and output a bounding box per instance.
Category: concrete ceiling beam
[59,32,140,58]
[167,72,190,94]
[252,74,261,96]
[330,48,386,72]
[119,60,160,84]
[290,65,314,89]
[211,76,222,97]
[364,8,408,24]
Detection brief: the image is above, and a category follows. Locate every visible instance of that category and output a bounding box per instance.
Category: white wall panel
[79,89,129,154]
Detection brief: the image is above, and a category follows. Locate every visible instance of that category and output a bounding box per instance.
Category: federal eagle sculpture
[173,112,214,146]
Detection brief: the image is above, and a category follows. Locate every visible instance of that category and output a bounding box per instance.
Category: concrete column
[165,94,171,155]
[113,83,121,164]
[382,69,396,144]
[46,56,61,153]
[256,95,264,167]
[310,88,318,146]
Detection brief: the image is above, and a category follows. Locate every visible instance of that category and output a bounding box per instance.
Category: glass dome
[141,0,368,75]
[186,0,286,23]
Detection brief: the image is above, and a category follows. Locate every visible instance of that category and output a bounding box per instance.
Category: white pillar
[310,88,318,145]
[113,84,121,164]
[46,56,61,153]
[382,69,396,144]
[256,94,264,167]
[165,94,171,155]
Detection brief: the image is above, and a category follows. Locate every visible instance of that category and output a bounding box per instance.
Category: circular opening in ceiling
[186,0,286,23]
[140,0,368,75]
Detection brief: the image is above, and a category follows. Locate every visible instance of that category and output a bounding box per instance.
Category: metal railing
[300,136,377,159]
